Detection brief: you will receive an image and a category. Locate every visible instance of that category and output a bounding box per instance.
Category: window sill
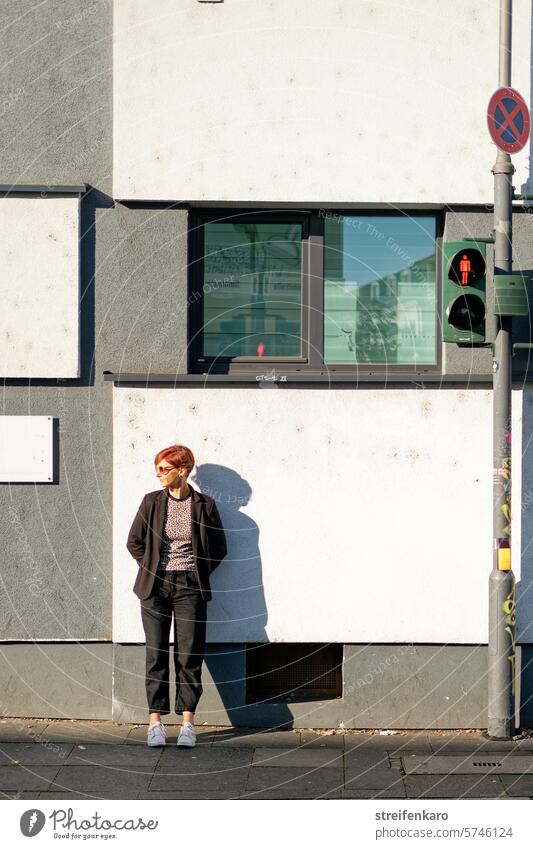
[103,371,501,385]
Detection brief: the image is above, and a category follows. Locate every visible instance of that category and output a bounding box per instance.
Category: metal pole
[488,0,516,739]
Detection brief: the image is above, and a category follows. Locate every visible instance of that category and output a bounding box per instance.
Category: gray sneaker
[147,721,166,747]
[177,721,196,747]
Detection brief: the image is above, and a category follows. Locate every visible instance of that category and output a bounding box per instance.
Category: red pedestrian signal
[448,247,485,287]
[442,242,486,343]
[459,254,471,285]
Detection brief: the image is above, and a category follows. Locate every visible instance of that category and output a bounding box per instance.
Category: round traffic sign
[487,87,530,153]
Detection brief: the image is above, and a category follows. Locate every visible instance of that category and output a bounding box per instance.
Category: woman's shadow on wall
[191,463,293,728]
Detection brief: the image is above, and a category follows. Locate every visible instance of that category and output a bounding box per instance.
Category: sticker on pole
[487,87,530,153]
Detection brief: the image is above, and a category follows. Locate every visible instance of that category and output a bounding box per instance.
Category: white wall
[113,0,531,203]
[0,196,80,378]
[113,385,524,644]
[0,417,54,482]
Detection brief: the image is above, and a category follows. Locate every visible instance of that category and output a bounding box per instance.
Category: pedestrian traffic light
[442,241,486,343]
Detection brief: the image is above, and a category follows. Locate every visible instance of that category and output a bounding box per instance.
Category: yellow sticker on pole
[498,547,511,571]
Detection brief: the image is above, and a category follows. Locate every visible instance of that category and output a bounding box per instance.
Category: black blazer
[126,486,227,602]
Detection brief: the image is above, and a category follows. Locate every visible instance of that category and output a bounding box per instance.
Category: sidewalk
[1,719,533,800]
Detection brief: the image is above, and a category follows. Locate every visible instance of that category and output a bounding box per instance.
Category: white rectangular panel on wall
[0,416,54,482]
[113,387,523,644]
[0,196,80,378]
[113,0,531,203]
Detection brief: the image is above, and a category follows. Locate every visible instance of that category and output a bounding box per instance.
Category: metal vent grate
[246,642,343,703]
[404,755,533,774]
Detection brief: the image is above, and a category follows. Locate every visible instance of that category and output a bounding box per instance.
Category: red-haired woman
[127,444,227,748]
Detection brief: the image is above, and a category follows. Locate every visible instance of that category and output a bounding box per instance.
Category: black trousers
[140,569,208,716]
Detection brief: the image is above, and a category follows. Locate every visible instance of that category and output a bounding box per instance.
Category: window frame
[188,208,443,376]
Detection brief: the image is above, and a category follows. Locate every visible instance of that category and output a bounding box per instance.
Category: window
[324,215,437,366]
[189,210,440,374]
[203,220,303,358]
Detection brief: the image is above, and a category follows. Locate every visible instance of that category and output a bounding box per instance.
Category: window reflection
[324,215,437,365]
[203,222,302,358]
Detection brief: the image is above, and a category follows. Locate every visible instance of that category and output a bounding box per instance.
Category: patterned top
[157,489,196,571]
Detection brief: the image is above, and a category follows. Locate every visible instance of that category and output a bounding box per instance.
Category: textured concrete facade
[0,0,114,646]
[2,1,533,728]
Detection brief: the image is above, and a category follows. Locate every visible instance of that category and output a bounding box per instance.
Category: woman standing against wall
[126,444,227,747]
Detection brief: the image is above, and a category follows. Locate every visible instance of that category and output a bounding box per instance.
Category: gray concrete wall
[113,644,497,729]
[0,0,113,642]
[0,0,113,193]
[0,643,112,719]
[0,642,527,730]
[95,205,188,374]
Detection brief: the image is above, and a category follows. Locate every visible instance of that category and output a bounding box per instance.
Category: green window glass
[203,222,302,358]
[324,215,437,365]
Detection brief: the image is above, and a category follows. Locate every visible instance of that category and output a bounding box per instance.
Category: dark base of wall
[0,643,529,729]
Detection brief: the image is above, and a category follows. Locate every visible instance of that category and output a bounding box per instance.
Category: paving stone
[153,753,250,783]
[428,735,526,754]
[38,790,140,800]
[138,791,242,800]
[343,785,407,799]
[344,733,433,754]
[404,775,508,798]
[499,775,533,796]
[0,721,53,743]
[0,742,73,764]
[64,743,163,766]
[149,768,246,793]
[244,766,343,798]
[384,739,433,755]
[211,730,302,748]
[345,765,404,794]
[241,789,341,799]
[0,765,60,791]
[299,732,345,748]
[39,723,132,744]
[0,791,45,799]
[158,746,252,770]
[49,765,152,793]
[252,747,343,768]
[433,742,527,755]
[344,748,395,768]
[336,733,377,748]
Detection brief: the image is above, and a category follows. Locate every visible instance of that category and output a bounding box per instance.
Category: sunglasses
[155,465,176,475]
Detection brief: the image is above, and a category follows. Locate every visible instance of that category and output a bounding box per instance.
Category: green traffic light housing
[447,292,486,332]
[442,241,486,343]
[494,273,529,316]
